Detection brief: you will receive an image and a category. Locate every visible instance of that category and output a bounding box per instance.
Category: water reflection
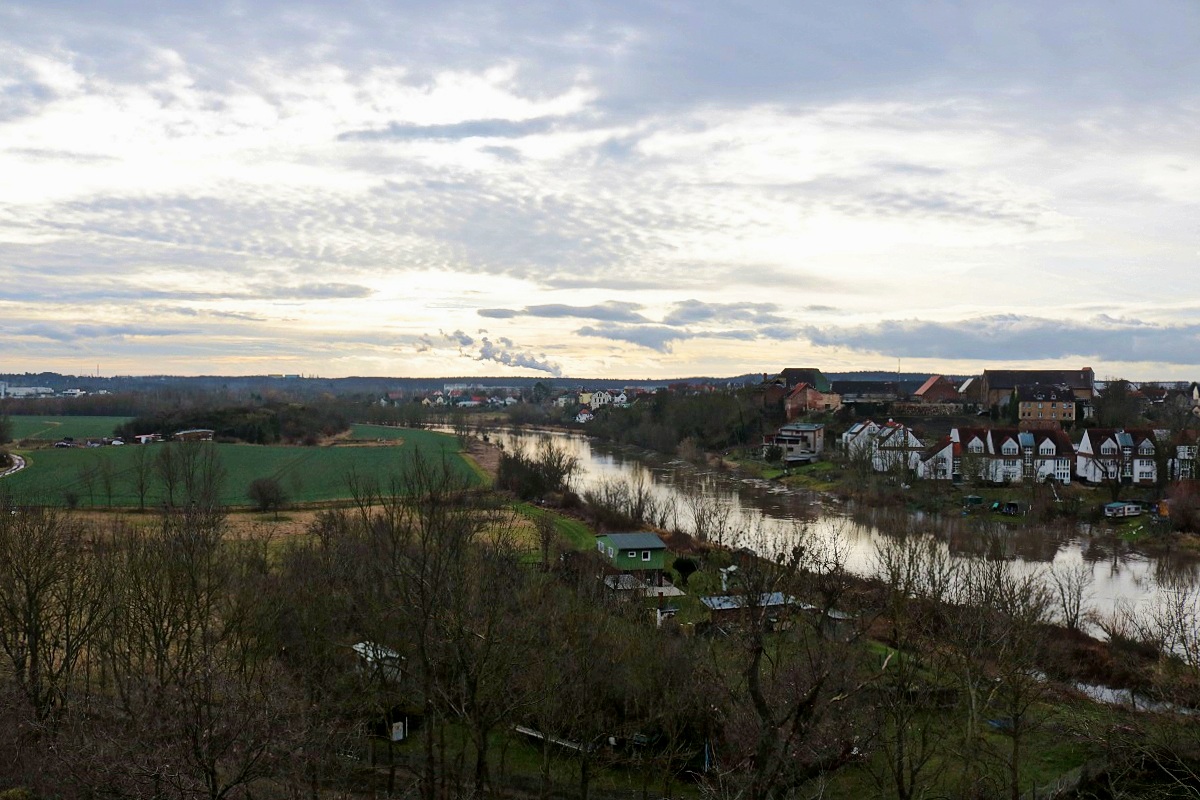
[482,426,1200,615]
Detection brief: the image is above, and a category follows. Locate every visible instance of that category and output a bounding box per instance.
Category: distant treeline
[586,389,769,453]
[115,401,350,444]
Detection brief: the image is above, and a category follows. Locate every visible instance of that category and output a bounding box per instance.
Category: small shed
[700,592,795,624]
[596,532,671,592]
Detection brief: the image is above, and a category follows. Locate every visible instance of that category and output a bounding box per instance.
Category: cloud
[803,315,1200,365]
[252,283,374,300]
[442,329,475,347]
[338,115,565,142]
[478,301,648,323]
[662,300,788,327]
[476,337,562,375]
[575,324,692,353]
[9,323,187,342]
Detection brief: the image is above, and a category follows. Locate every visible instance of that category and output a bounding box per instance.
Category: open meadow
[8,415,133,442]
[1,423,476,507]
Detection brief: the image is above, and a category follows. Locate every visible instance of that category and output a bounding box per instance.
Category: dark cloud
[575,324,691,353]
[803,315,1200,365]
[478,301,648,323]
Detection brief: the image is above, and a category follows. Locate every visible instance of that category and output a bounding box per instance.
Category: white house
[1076,428,1158,486]
[919,428,1074,484]
[842,419,923,474]
[764,422,825,464]
[590,390,613,410]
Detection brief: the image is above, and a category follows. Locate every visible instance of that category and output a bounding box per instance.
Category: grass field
[8,415,133,441]
[1,423,475,507]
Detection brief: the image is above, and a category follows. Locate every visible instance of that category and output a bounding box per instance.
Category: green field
[1,424,476,507]
[8,415,133,441]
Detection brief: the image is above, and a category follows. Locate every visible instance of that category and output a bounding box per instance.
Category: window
[627,550,637,558]
[607,547,614,558]
[642,550,651,561]
[597,541,604,553]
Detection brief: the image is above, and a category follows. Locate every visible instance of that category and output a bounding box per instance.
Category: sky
[1,1,1198,380]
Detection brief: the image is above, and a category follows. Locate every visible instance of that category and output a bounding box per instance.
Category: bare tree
[685,478,734,546]
[1048,559,1095,633]
[703,522,874,800]
[869,533,960,800]
[155,443,180,507]
[129,443,154,511]
[0,503,113,719]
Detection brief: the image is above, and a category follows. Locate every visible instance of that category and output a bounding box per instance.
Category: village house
[842,419,924,474]
[590,390,613,409]
[763,422,825,464]
[1171,430,1198,480]
[1014,384,1076,427]
[1076,428,1159,486]
[753,367,831,413]
[912,375,961,404]
[595,532,681,597]
[929,427,1074,484]
[980,367,1095,409]
[830,380,904,406]
[783,382,842,419]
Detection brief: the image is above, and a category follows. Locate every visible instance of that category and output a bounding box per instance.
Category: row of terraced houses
[842,421,1191,486]
[761,366,1200,487]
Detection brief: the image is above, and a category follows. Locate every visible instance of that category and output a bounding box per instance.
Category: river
[482,426,1200,622]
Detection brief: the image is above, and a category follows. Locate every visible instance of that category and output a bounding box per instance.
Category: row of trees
[3,456,1200,797]
[115,400,351,446]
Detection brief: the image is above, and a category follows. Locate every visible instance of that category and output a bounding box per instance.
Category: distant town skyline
[2,1,1198,380]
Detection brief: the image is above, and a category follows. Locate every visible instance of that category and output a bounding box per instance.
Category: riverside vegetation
[2,433,1200,800]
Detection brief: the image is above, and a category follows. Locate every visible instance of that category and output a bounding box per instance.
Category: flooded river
[483,426,1200,621]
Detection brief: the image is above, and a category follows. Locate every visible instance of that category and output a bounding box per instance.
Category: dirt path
[465,437,501,480]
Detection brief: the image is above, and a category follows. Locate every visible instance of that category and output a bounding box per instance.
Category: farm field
[8,415,133,441]
[1,423,475,507]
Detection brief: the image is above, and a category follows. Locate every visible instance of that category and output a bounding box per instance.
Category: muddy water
[485,427,1200,619]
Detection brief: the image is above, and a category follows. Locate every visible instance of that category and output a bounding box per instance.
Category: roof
[1015,383,1075,402]
[701,592,794,612]
[914,375,953,397]
[831,380,900,394]
[352,641,402,662]
[599,532,667,550]
[984,368,1094,391]
[777,422,825,433]
[776,368,831,392]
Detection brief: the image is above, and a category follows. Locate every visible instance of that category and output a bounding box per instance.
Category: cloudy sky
[2,1,1198,379]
